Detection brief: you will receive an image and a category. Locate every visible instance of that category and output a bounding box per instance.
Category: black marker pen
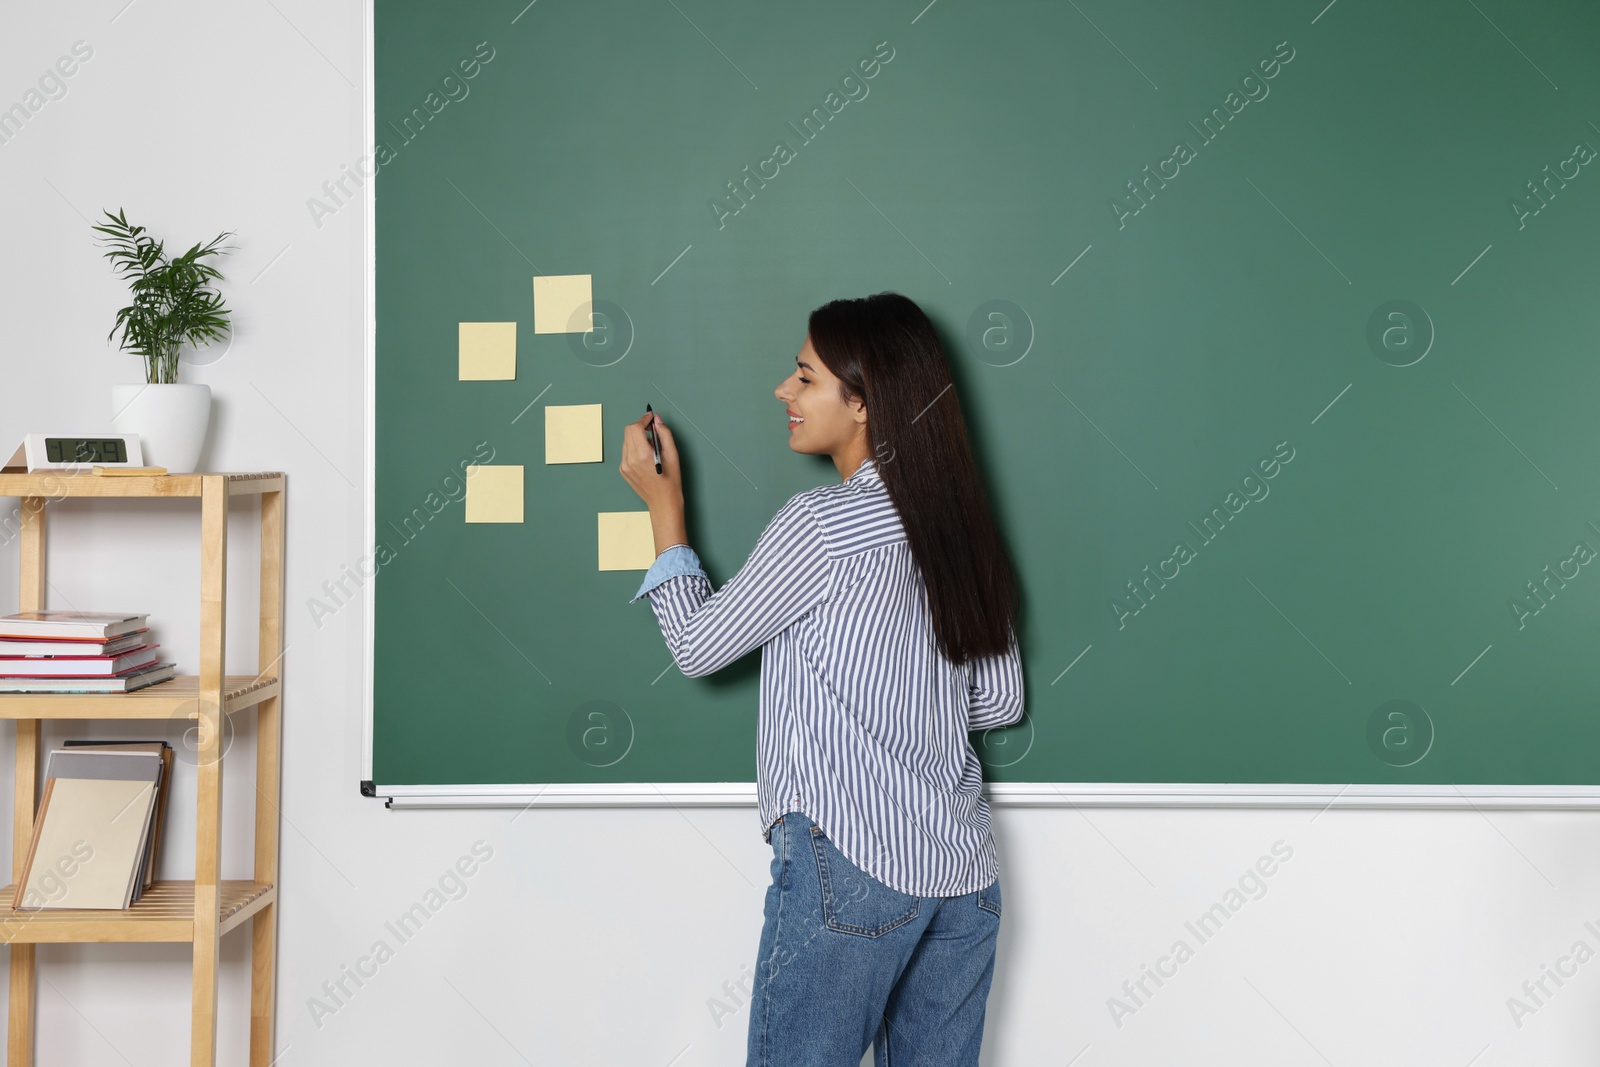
[645,404,662,473]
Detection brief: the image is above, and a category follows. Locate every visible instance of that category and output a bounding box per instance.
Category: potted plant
[94,208,234,473]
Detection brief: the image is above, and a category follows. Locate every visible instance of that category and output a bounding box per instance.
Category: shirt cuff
[628,544,708,604]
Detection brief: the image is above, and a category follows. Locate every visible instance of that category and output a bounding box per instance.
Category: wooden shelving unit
[0,471,285,1067]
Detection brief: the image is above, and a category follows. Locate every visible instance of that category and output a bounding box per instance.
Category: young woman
[620,291,1024,1066]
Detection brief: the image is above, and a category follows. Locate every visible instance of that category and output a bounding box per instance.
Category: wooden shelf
[0,881,274,943]
[0,675,278,719]
[3,469,285,1065]
[0,471,283,499]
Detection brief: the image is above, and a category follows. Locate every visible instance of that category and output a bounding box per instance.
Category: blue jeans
[746,811,1001,1066]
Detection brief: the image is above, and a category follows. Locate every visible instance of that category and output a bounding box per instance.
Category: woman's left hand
[620,409,684,513]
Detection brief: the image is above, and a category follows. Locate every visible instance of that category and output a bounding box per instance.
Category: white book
[0,612,149,640]
[0,662,176,693]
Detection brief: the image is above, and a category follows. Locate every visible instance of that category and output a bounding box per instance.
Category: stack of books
[0,612,175,693]
[13,741,174,909]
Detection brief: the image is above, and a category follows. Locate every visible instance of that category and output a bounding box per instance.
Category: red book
[0,630,150,657]
[0,645,161,678]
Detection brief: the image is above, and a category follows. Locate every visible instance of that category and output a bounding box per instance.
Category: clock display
[44,437,128,464]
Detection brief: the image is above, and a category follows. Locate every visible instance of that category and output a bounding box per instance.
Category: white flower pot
[110,383,212,473]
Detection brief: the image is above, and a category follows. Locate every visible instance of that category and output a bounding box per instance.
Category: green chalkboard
[370,0,1600,793]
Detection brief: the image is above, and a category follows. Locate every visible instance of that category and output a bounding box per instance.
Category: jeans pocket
[977,876,1002,918]
[808,825,920,938]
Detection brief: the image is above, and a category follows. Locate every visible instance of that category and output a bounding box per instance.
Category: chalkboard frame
[356,0,1600,810]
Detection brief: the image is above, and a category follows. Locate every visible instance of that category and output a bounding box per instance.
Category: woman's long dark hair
[807,291,1021,667]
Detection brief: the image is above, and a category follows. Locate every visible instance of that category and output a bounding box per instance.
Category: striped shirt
[628,456,1025,897]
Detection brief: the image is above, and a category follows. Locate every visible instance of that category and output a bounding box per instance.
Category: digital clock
[2,433,145,472]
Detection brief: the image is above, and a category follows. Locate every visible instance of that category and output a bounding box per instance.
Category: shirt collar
[847,457,880,483]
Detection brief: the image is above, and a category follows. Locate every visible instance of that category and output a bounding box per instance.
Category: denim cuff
[628,544,708,604]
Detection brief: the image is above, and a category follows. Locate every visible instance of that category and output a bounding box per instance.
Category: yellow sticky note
[598,512,655,571]
[458,322,516,380]
[546,404,603,464]
[464,466,524,523]
[533,274,593,334]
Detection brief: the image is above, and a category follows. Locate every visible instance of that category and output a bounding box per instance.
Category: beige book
[15,778,157,910]
[48,745,172,893]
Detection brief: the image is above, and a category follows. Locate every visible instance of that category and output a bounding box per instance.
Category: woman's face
[774,335,866,458]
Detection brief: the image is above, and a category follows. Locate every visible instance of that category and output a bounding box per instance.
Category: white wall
[3,4,1600,1065]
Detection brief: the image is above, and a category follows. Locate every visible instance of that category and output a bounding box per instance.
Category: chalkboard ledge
[368,782,1600,810]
